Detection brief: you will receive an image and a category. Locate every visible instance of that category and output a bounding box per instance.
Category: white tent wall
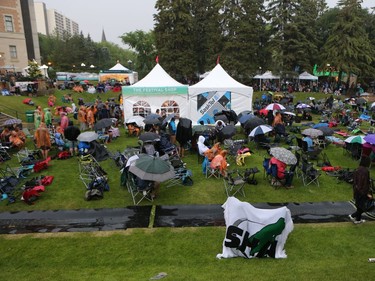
[188,64,253,125]
[122,94,189,123]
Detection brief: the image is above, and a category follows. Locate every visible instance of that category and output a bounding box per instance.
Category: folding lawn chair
[301,157,321,186]
[78,154,107,189]
[126,172,154,205]
[223,170,246,197]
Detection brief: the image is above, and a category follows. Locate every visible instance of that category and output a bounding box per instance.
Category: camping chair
[314,135,328,149]
[223,170,246,197]
[301,157,321,186]
[78,154,107,189]
[126,171,154,205]
[301,139,321,161]
[206,161,222,179]
[0,145,11,162]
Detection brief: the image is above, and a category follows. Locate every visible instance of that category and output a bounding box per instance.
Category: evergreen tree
[154,0,195,82]
[321,0,375,88]
[220,0,266,83]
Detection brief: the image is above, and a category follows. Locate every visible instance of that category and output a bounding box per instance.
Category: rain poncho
[197,135,209,156]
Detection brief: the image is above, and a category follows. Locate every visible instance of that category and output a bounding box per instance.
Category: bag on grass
[41,176,54,186]
[57,151,71,160]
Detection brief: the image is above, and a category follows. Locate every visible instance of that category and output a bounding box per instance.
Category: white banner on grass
[217,197,294,259]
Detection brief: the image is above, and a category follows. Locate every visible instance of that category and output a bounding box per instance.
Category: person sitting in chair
[197,135,209,156]
[204,142,221,161]
[302,134,315,151]
[210,150,228,177]
[269,157,294,188]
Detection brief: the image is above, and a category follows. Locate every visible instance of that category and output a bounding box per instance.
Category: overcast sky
[38,0,374,47]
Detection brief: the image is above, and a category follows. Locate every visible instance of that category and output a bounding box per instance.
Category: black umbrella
[243,117,266,132]
[221,124,236,139]
[144,118,161,125]
[139,132,160,142]
[145,113,161,120]
[317,126,334,136]
[178,117,192,128]
[214,113,229,124]
[238,110,252,120]
[356,97,367,105]
[94,118,113,131]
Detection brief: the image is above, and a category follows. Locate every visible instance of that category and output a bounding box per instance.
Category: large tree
[154,0,195,82]
[320,0,375,88]
[120,30,156,78]
[220,0,267,83]
[267,0,321,77]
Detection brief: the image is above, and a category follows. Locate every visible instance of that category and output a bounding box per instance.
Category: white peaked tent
[122,64,188,120]
[100,62,138,84]
[253,71,280,80]
[299,71,318,81]
[188,64,253,124]
[253,71,280,91]
[109,63,130,71]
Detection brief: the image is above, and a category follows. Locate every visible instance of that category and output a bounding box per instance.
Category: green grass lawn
[0,224,374,281]
[0,90,374,281]
[0,90,368,211]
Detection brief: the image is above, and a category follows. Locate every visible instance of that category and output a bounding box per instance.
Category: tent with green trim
[122,64,188,122]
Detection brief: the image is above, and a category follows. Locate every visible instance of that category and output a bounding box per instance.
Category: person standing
[64,121,81,156]
[34,122,51,159]
[168,117,177,144]
[44,108,52,128]
[349,156,373,224]
[60,112,69,133]
[78,106,88,131]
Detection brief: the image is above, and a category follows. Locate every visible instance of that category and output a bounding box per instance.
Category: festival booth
[298,71,318,81]
[253,71,280,91]
[99,63,138,85]
[122,63,189,120]
[188,64,253,124]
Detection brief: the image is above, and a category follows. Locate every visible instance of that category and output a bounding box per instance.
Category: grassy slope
[0,90,374,281]
[0,90,365,211]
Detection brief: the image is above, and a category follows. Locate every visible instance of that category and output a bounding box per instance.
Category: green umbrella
[129,155,175,182]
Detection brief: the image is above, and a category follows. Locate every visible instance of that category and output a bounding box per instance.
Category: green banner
[123,86,188,96]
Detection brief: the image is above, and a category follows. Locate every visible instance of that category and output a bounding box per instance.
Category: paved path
[0,201,374,234]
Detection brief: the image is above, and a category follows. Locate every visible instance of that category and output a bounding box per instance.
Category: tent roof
[109,63,130,71]
[131,63,185,87]
[190,64,252,90]
[299,71,318,80]
[253,71,280,79]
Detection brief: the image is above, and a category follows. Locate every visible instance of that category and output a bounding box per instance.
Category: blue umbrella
[313,123,329,129]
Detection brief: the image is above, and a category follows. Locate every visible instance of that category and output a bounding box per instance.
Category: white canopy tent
[122,64,188,121]
[100,62,138,84]
[253,71,280,90]
[109,63,130,71]
[298,71,318,80]
[188,64,253,124]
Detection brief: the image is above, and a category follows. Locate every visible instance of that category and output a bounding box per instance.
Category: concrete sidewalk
[0,201,374,234]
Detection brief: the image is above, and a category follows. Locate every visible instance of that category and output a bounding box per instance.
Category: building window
[9,46,17,59]
[4,15,14,32]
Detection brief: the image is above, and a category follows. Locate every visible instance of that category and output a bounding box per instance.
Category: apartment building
[34,2,79,37]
